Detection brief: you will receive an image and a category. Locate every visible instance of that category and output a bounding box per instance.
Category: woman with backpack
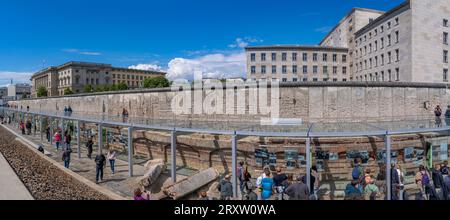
[415,165,432,200]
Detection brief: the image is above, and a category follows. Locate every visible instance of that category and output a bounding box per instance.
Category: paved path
[0,153,34,200]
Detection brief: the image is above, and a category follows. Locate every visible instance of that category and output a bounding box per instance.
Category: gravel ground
[0,126,110,200]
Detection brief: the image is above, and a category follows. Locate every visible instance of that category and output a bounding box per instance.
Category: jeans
[55,141,60,149]
[109,160,115,173]
[64,160,70,168]
[65,143,71,150]
[96,166,104,182]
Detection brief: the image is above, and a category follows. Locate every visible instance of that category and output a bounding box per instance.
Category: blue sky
[0,0,404,85]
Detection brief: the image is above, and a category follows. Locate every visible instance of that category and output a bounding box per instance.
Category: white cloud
[0,71,33,87]
[166,51,246,81]
[128,64,164,72]
[62,48,102,56]
[228,37,263,49]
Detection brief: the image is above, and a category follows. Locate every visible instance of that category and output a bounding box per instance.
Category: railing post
[306,137,311,194]
[170,130,177,183]
[49,117,53,145]
[77,120,81,159]
[231,132,238,199]
[128,126,134,177]
[40,116,43,141]
[98,124,102,155]
[385,134,392,201]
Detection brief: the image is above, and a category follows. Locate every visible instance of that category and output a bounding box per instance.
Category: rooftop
[245,45,348,52]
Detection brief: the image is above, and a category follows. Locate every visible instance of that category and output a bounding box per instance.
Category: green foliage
[64,88,74,95]
[83,85,93,93]
[37,86,48,97]
[117,82,128,90]
[143,76,170,88]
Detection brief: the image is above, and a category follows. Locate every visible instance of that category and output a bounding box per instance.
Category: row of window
[356,49,400,72]
[112,74,149,81]
[250,65,347,75]
[356,31,399,58]
[355,68,400,82]
[251,78,348,82]
[250,52,347,63]
[356,17,399,45]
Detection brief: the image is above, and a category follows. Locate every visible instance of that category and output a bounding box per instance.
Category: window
[131,75,135,80]
[381,37,384,48]
[302,53,308,61]
[313,78,318,82]
[333,66,337,75]
[388,69,392,82]
[369,43,372,53]
[364,46,367,55]
[261,53,266,61]
[444,69,449,82]
[323,78,329,82]
[444,50,449,63]
[282,53,287,61]
[444,32,448,45]
[388,52,392,64]
[251,66,256,74]
[112,74,116,78]
[381,71,385,81]
[282,65,287,74]
[323,66,328,74]
[282,78,287,82]
[375,72,379,81]
[444,19,449,27]
[303,65,308,74]
[323,54,328,62]
[381,26,384,33]
[293,65,297,74]
[127,75,130,79]
[292,53,297,61]
[250,53,256,62]
[369,58,372,68]
[293,78,298,82]
[96,79,99,85]
[91,79,94,84]
[375,56,378,67]
[343,78,347,82]
[364,60,367,69]
[261,66,266,74]
[374,41,378,51]
[381,54,385,66]
[395,31,399,43]
[303,78,308,82]
[395,68,400,81]
[313,66,318,74]
[387,21,391,29]
[375,29,378,36]
[369,33,372,39]
[396,49,400,62]
[333,54,337,62]
[387,34,391,46]
[272,53,277,61]
[86,78,89,84]
[313,53,318,62]
[395,17,399,25]
[342,55,347,63]
[272,65,277,74]
[333,78,338,82]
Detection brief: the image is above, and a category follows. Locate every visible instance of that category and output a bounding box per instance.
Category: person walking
[432,163,447,200]
[390,163,400,200]
[241,168,253,200]
[95,153,106,184]
[415,165,432,200]
[46,125,51,142]
[107,149,117,174]
[272,167,288,200]
[260,169,274,200]
[86,138,94,159]
[62,147,72,168]
[20,121,25,135]
[237,161,245,195]
[396,164,405,200]
[435,105,443,127]
[64,131,72,150]
[26,120,32,135]
[285,176,310,200]
[218,174,233,200]
[54,131,61,150]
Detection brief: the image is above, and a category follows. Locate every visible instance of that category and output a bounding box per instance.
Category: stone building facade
[246,46,349,82]
[247,0,450,84]
[31,61,166,97]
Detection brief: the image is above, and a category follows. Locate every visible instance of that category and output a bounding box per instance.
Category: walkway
[0,153,34,200]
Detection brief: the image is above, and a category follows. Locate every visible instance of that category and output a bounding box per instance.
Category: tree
[84,85,93,93]
[143,76,170,89]
[117,82,128,91]
[110,84,118,91]
[37,86,48,97]
[95,86,104,93]
[64,88,74,95]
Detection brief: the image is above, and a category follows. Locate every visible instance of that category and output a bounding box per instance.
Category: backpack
[352,166,361,180]
[421,172,430,186]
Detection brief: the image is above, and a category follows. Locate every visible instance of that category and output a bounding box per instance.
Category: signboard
[284,148,298,170]
[376,150,399,164]
[347,150,370,164]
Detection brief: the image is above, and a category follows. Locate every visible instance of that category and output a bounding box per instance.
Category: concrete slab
[0,153,34,200]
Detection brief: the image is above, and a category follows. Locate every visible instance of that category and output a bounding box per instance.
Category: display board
[346,150,370,164]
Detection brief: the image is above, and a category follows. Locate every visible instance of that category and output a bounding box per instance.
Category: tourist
[363,168,372,188]
[415,165,432,200]
[441,161,449,175]
[444,172,450,200]
[237,161,245,194]
[67,106,73,116]
[245,184,258,201]
[199,191,210,200]
[64,130,72,150]
[435,105,443,127]
[241,167,252,199]
[20,121,25,135]
[311,165,320,198]
[390,163,400,200]
[432,163,447,200]
[284,175,310,200]
[38,144,45,154]
[256,166,270,190]
[46,125,51,142]
[352,158,364,181]
[54,131,61,150]
[273,166,288,200]
[345,180,363,199]
[107,149,117,174]
[260,169,274,200]
[445,106,450,126]
[364,178,379,200]
[218,174,233,200]
[134,188,150,200]
[86,138,94,159]
[397,164,405,200]
[62,147,72,168]
[95,153,106,184]
[26,120,32,135]
[64,106,68,116]
[122,108,129,123]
